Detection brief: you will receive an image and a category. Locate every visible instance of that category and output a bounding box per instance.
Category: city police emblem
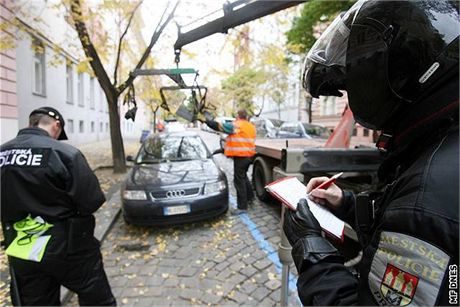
[380,264,419,306]
[369,232,450,306]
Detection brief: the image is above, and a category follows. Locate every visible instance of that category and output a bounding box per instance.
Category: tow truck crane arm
[174,0,306,51]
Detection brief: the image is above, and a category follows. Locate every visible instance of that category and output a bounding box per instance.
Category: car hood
[126,159,222,187]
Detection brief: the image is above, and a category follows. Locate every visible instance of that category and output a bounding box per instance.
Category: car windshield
[302,123,331,139]
[280,123,300,133]
[136,135,209,163]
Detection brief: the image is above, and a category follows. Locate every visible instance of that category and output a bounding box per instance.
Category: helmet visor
[307,0,366,67]
[302,0,367,95]
[306,14,350,68]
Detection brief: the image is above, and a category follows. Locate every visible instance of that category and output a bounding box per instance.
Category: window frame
[66,63,74,104]
[77,73,84,107]
[32,41,46,96]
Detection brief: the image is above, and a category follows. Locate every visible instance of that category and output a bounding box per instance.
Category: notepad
[265,176,345,241]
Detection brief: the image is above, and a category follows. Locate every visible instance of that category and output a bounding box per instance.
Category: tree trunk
[107,92,126,173]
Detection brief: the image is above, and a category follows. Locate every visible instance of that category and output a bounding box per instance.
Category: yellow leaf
[268,272,277,280]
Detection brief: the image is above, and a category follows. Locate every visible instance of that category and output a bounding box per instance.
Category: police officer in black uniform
[1,107,116,305]
[283,0,459,305]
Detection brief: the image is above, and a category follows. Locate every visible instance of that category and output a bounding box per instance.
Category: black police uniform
[294,114,459,305]
[1,127,116,306]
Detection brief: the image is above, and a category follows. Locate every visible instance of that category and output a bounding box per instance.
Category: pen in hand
[309,172,343,194]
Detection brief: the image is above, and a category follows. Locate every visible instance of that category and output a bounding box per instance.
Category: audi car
[121,131,229,226]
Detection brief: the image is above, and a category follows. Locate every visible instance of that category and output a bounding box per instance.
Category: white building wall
[10,0,150,146]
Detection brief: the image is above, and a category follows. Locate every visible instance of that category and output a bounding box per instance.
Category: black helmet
[303,0,459,130]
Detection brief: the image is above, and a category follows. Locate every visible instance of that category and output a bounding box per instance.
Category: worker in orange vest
[201,109,256,214]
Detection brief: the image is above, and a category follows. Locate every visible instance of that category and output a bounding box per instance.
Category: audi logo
[165,190,186,198]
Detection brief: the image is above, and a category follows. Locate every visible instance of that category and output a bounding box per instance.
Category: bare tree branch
[117,1,180,95]
[113,0,143,87]
[69,0,113,96]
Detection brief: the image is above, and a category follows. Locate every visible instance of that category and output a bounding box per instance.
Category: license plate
[164,205,190,216]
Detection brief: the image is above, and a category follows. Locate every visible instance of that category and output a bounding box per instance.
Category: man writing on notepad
[283,0,458,305]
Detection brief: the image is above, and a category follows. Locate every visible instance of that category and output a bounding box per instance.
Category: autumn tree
[68,0,178,173]
[221,67,264,114]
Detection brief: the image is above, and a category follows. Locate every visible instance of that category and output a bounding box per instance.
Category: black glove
[283,198,321,247]
[203,110,213,122]
[196,110,214,123]
[283,198,341,272]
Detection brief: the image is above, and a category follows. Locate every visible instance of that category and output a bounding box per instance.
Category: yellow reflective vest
[224,119,256,157]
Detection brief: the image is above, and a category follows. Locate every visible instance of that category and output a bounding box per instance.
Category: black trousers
[233,156,254,209]
[9,237,116,306]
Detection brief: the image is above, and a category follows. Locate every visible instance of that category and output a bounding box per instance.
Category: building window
[32,41,46,96]
[79,120,84,133]
[326,96,336,115]
[78,73,84,106]
[67,119,74,133]
[105,122,109,132]
[100,122,103,132]
[66,64,73,103]
[90,77,95,109]
[319,96,337,116]
[352,128,357,136]
[91,121,95,133]
[363,128,369,137]
[99,88,104,112]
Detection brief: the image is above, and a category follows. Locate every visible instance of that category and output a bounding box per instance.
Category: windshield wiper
[136,159,169,165]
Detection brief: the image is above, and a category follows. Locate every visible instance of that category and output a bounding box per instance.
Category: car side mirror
[126,155,134,162]
[212,148,224,155]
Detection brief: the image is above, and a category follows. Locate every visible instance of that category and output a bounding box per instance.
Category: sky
[139,0,300,88]
[140,0,231,87]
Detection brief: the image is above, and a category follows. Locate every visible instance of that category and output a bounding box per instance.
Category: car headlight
[204,180,226,195]
[123,190,147,200]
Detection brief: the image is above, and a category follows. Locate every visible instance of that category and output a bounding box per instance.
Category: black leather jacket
[0,127,105,223]
[295,121,459,305]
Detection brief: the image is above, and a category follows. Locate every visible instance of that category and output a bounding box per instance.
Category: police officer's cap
[30,106,68,140]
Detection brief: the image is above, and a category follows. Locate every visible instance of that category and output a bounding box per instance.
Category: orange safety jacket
[224,119,256,157]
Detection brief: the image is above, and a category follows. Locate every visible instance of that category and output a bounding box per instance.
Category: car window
[137,136,208,163]
[280,123,300,133]
[302,123,331,139]
[266,120,274,129]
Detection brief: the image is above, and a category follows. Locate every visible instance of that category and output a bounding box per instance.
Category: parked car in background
[277,121,331,139]
[122,131,229,225]
[250,117,283,138]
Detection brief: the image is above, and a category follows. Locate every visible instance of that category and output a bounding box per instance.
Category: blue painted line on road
[229,194,301,305]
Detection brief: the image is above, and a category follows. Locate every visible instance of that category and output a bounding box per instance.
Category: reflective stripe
[28,235,50,261]
[227,137,255,143]
[224,147,255,152]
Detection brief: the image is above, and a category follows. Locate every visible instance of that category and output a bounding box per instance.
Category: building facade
[1,0,151,146]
